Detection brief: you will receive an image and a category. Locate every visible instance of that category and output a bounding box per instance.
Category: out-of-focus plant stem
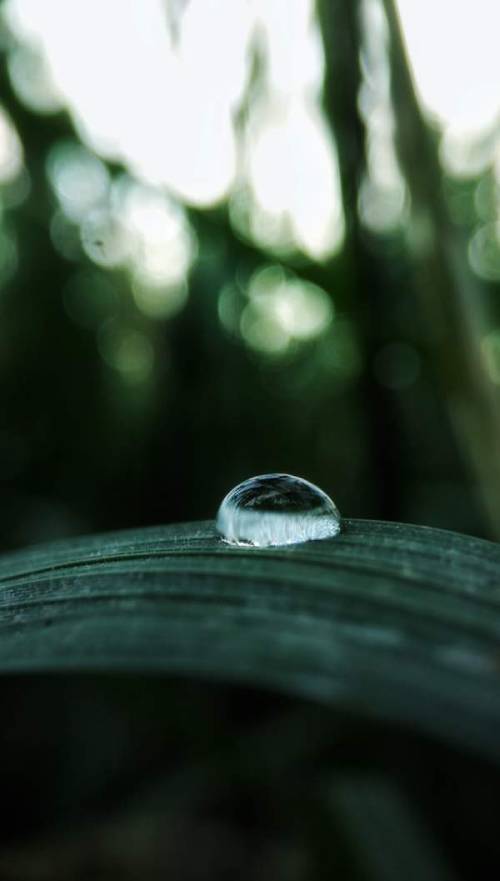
[316,0,405,519]
[382,0,500,537]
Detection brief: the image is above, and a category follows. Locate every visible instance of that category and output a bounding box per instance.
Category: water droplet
[216,473,341,548]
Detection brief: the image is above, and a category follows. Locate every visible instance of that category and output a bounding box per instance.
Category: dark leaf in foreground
[1,519,499,760]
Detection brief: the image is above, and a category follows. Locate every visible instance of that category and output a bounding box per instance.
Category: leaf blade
[1,519,500,759]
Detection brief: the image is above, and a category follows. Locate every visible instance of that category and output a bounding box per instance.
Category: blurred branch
[382,0,500,537]
[165,0,191,43]
[315,1,365,240]
[316,0,405,518]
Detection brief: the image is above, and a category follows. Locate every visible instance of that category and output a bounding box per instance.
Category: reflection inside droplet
[216,473,341,548]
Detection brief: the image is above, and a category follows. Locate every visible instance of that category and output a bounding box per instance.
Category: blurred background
[0,0,500,549]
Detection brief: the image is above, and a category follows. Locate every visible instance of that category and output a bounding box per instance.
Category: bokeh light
[223,263,334,357]
[113,176,195,292]
[468,223,500,282]
[46,141,109,223]
[0,105,23,184]
[396,0,500,178]
[80,208,130,269]
[46,149,196,318]
[98,322,155,385]
[7,43,64,114]
[241,95,344,258]
[481,330,500,384]
[359,0,407,233]
[3,0,345,258]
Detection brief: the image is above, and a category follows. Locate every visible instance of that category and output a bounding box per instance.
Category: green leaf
[1,519,500,759]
